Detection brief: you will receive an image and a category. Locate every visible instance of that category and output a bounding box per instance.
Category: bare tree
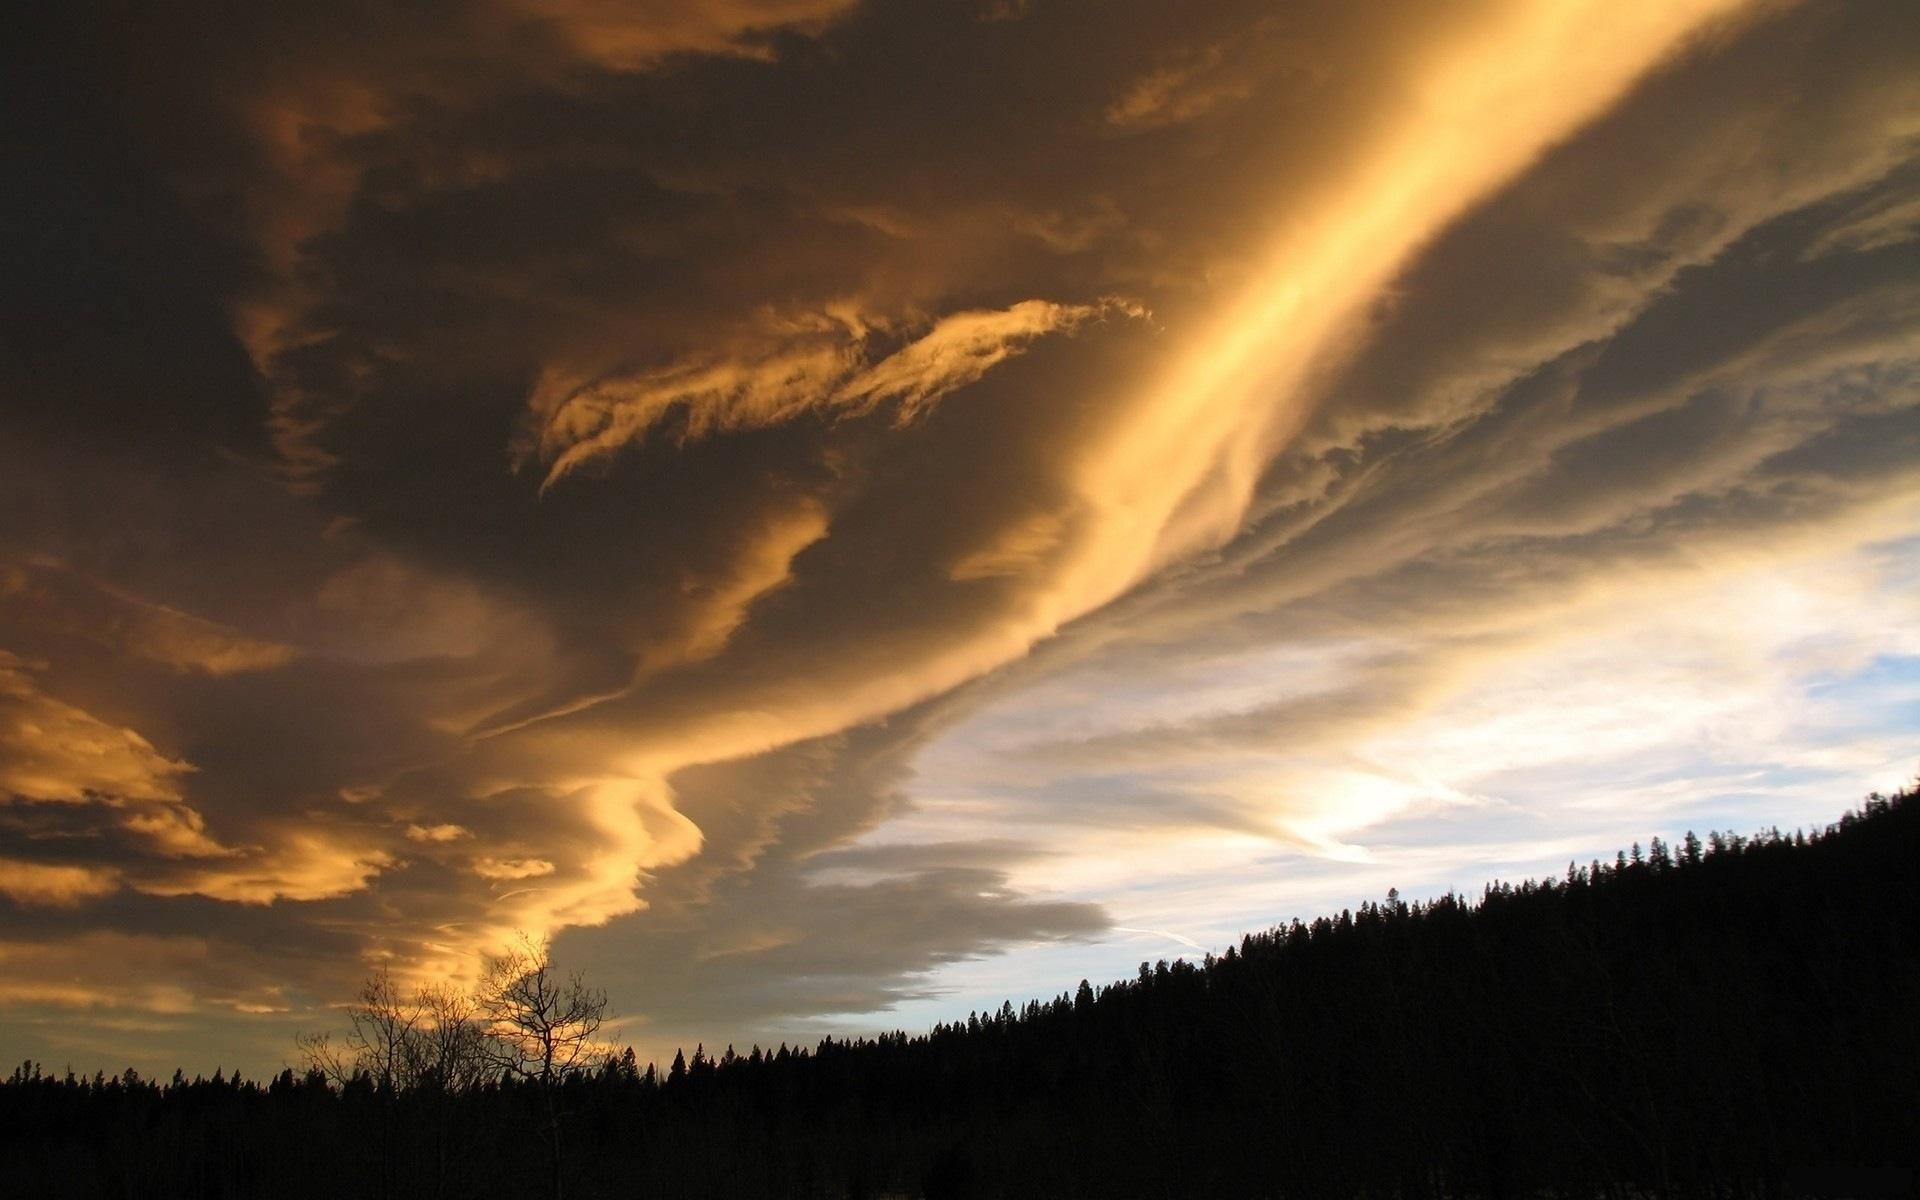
[413,981,492,1093]
[297,966,497,1093]
[298,966,496,1198]
[475,935,608,1200]
[412,981,493,1196]
[297,966,427,1092]
[297,938,610,1200]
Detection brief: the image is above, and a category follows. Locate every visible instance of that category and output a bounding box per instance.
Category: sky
[2,0,1917,1078]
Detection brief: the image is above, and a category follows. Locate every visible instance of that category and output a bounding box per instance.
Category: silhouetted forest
[7,787,1917,1199]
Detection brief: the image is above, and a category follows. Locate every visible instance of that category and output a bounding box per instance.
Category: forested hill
[7,787,1918,1199]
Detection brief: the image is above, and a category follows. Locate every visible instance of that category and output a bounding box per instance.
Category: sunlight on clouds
[897,511,1920,911]
[639,499,831,675]
[7,0,1918,1077]
[136,830,394,905]
[1104,42,1256,131]
[323,0,1774,994]
[411,777,706,987]
[227,0,868,492]
[1,560,295,676]
[118,803,232,861]
[0,933,293,1022]
[497,1,1772,973]
[0,654,236,860]
[1053,0,1758,625]
[525,299,1142,488]
[0,860,119,907]
[836,301,1147,425]
[0,652,192,803]
[472,855,557,881]
[406,823,472,843]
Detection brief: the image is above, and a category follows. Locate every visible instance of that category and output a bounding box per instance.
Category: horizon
[5,0,1919,1086]
[11,784,1909,1083]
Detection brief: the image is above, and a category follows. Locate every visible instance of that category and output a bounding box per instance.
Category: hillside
[6,786,1917,1199]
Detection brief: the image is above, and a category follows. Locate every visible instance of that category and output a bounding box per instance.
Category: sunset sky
[4,0,1917,1077]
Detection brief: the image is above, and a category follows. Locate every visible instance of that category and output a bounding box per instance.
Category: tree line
[4,786,1916,1198]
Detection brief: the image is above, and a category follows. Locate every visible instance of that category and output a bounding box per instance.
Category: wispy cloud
[524,298,1144,488]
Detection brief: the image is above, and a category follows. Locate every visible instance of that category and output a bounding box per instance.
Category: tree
[297,966,423,1093]
[475,935,608,1200]
[298,966,493,1198]
[298,942,606,1199]
[297,967,493,1095]
[1649,837,1672,871]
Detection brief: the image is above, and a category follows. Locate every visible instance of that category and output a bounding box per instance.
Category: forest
[5,785,1915,1199]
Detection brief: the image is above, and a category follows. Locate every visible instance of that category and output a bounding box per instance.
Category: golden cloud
[525,298,1145,488]
[0,651,193,804]
[0,860,120,907]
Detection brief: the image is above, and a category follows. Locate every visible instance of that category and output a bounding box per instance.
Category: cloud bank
[3,0,1916,1073]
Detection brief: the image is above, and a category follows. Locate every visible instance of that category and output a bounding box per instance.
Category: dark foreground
[7,787,1917,1199]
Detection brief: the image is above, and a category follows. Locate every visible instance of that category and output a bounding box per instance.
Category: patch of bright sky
[824,531,1920,1039]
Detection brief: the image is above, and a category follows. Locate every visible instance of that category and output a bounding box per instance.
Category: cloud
[0,652,194,804]
[0,860,120,908]
[1805,191,1920,260]
[525,298,1143,487]
[472,855,556,881]
[0,654,397,905]
[135,831,396,906]
[4,0,1917,1079]
[1104,40,1263,131]
[406,823,471,843]
[835,300,1146,424]
[868,22,1920,913]
[1,562,296,676]
[500,0,857,69]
